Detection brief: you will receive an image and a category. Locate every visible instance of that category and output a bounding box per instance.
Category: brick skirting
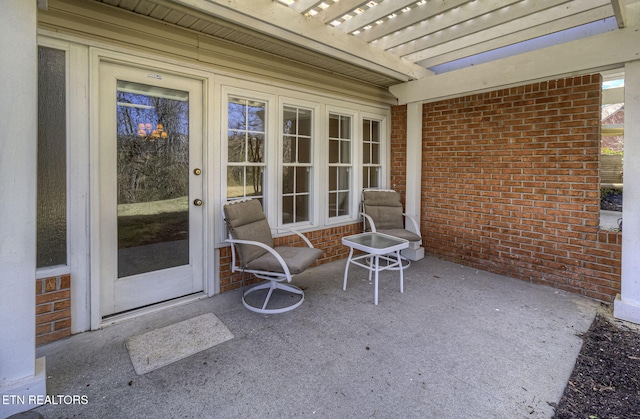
[36,274,71,345]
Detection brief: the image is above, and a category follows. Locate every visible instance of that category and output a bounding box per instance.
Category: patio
[33,256,598,418]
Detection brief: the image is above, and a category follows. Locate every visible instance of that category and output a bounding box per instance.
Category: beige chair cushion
[223,199,274,266]
[363,190,404,230]
[246,246,323,274]
[378,228,422,242]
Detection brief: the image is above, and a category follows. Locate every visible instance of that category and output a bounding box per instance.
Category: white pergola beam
[377,0,571,52]
[390,20,640,104]
[396,0,609,60]
[338,0,417,34]
[611,0,627,28]
[371,0,524,50]
[356,0,473,43]
[289,0,322,14]
[171,0,429,81]
[319,0,369,24]
[409,5,613,68]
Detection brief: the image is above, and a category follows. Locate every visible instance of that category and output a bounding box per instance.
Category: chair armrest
[271,227,315,248]
[402,213,420,235]
[225,237,292,279]
[360,212,377,232]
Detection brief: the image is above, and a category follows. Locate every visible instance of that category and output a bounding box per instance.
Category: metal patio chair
[361,189,423,266]
[223,198,322,314]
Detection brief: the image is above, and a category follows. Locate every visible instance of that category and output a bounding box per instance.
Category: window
[227,97,266,201]
[600,72,624,230]
[362,118,381,189]
[328,113,352,218]
[223,87,388,232]
[37,46,67,268]
[282,106,313,224]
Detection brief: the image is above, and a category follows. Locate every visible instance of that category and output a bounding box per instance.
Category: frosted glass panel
[37,46,67,268]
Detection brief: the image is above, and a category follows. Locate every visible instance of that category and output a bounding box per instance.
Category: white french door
[98,61,205,317]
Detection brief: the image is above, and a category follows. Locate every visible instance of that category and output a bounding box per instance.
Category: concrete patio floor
[32,256,598,418]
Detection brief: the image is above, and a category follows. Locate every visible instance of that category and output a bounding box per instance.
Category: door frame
[89,49,217,329]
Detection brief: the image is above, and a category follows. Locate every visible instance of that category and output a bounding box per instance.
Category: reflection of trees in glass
[282,106,312,223]
[227,98,265,198]
[117,91,189,204]
[227,166,263,197]
[246,135,264,196]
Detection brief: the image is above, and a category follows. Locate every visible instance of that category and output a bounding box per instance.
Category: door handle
[193,199,203,206]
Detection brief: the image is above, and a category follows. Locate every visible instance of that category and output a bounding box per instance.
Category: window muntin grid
[328,113,352,218]
[362,118,381,189]
[227,97,266,200]
[282,105,313,224]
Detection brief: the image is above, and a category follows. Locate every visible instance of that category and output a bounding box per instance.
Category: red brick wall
[36,274,71,345]
[220,223,362,292]
[414,74,621,302]
[391,105,408,197]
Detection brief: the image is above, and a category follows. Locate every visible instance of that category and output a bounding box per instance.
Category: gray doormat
[126,313,234,375]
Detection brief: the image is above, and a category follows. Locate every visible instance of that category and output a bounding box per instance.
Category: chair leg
[262,282,276,310]
[277,283,304,295]
[242,280,305,314]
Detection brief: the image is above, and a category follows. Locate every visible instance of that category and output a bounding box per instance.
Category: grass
[118,196,188,216]
[117,197,189,248]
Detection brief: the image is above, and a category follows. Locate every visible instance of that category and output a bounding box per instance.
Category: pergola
[92,0,631,92]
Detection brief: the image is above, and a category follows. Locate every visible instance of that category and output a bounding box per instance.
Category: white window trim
[325,106,359,225]
[37,37,92,333]
[35,41,71,273]
[218,80,391,236]
[362,111,389,190]
[220,85,277,241]
[277,97,322,230]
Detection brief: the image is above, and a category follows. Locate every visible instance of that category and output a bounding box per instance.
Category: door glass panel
[116,81,190,278]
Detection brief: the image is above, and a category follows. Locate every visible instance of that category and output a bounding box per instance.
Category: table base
[343,248,404,305]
